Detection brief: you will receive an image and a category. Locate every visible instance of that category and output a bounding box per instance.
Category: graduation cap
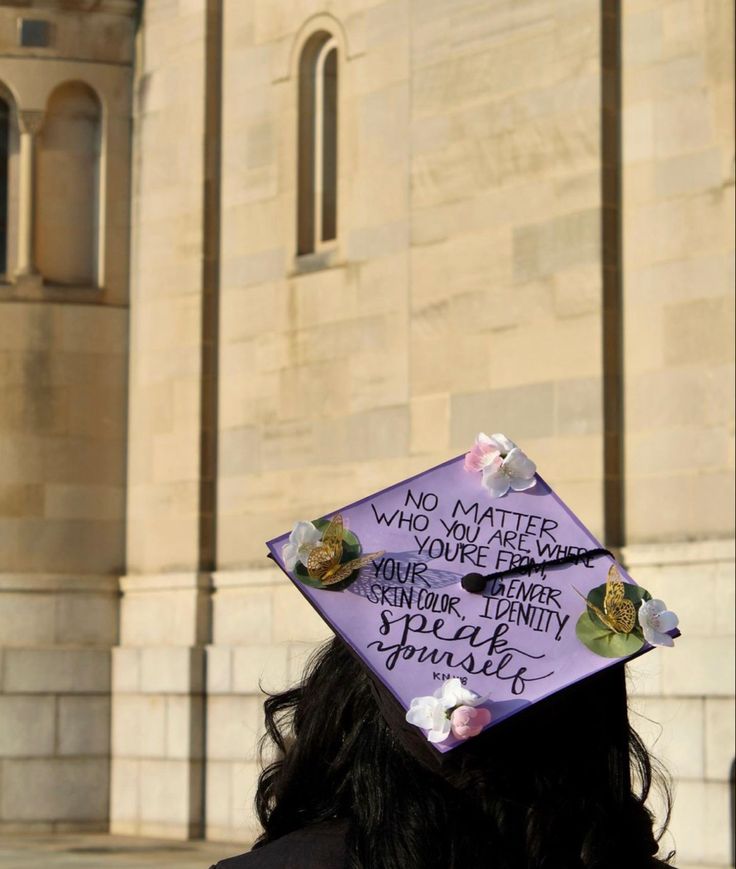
[266,433,680,753]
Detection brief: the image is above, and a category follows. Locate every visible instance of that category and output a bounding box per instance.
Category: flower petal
[450,705,492,739]
[489,433,517,454]
[508,475,537,492]
[656,610,679,632]
[291,521,321,547]
[502,447,537,481]
[481,467,511,498]
[465,437,501,472]
[282,542,298,571]
[427,718,452,743]
[440,678,479,709]
[643,625,675,647]
[406,697,440,730]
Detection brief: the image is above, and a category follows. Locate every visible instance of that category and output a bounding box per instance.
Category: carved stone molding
[17,109,45,136]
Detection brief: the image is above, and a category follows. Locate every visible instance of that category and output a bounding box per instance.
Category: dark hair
[254,637,673,869]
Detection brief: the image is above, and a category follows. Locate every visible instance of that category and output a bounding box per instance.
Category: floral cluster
[638,598,678,647]
[405,678,492,744]
[282,520,321,571]
[464,432,536,498]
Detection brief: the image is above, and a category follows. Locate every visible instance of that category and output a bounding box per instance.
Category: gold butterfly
[575,563,637,634]
[306,513,384,586]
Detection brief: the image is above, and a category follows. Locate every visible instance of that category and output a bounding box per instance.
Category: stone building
[0,1,733,867]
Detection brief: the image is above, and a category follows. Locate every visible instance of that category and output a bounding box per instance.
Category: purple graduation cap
[266,433,680,753]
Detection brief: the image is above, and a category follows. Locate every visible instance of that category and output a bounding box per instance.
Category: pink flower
[464,432,537,498]
[464,433,502,472]
[450,705,492,740]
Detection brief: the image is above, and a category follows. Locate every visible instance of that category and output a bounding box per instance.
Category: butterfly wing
[322,514,344,547]
[320,551,385,586]
[573,585,617,632]
[603,564,636,633]
[306,515,344,580]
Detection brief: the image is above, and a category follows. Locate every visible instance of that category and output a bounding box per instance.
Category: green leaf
[575,581,651,658]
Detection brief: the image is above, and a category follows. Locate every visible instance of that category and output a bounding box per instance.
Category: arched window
[35,81,101,286]
[297,32,338,256]
[0,97,10,276]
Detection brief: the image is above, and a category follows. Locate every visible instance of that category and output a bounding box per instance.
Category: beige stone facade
[0,0,135,835]
[0,1,733,866]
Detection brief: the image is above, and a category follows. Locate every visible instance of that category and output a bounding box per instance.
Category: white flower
[405,678,485,743]
[638,598,679,647]
[282,521,322,572]
[406,695,452,743]
[464,432,536,498]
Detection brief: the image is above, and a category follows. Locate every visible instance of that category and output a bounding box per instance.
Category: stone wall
[628,541,735,869]
[621,5,735,865]
[111,0,212,840]
[0,0,134,833]
[207,0,611,844]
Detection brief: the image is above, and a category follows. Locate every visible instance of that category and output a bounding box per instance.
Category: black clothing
[209,820,348,869]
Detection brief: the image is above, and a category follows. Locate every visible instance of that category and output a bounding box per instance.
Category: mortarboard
[266,433,680,753]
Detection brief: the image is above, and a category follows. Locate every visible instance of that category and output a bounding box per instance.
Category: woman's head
[255,637,672,869]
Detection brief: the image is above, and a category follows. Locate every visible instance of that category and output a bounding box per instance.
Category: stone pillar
[111,0,217,840]
[626,541,736,867]
[110,573,209,838]
[14,109,43,287]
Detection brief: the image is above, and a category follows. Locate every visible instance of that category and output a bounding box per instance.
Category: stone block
[205,758,232,831]
[704,697,735,782]
[627,654,664,697]
[668,780,732,866]
[653,148,723,199]
[287,642,324,683]
[111,694,166,758]
[110,757,139,825]
[206,695,262,762]
[410,394,450,455]
[555,378,603,436]
[58,695,111,757]
[450,383,556,449]
[0,696,55,757]
[513,209,600,283]
[229,760,261,832]
[663,296,735,368]
[661,636,735,698]
[0,758,108,821]
[272,585,333,645]
[44,483,125,522]
[0,516,124,575]
[552,262,601,318]
[120,588,206,647]
[0,482,43,518]
[206,646,233,694]
[138,758,202,828]
[58,306,127,356]
[0,592,56,646]
[627,190,732,269]
[231,644,290,695]
[3,648,110,694]
[43,435,125,488]
[112,647,140,693]
[54,591,119,646]
[219,426,262,476]
[212,588,274,646]
[653,92,714,159]
[139,646,205,694]
[629,696,705,780]
[165,694,204,761]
